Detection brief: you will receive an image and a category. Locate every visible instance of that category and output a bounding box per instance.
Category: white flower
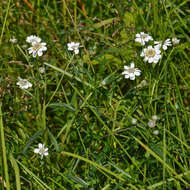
[26,35,41,44]
[141,46,161,63]
[22,44,28,49]
[136,79,148,88]
[152,115,158,121]
[154,39,172,50]
[163,39,172,50]
[131,118,137,125]
[28,41,47,58]
[16,77,32,89]
[122,62,141,80]
[153,130,159,135]
[39,67,45,74]
[175,103,179,109]
[9,37,17,44]
[67,42,80,54]
[154,41,162,49]
[148,119,156,128]
[34,143,48,159]
[135,32,153,46]
[172,38,180,45]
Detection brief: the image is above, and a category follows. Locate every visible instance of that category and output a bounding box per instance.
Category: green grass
[0,0,190,189]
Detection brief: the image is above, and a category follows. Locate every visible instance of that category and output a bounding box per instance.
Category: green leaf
[123,11,136,27]
[9,154,21,190]
[92,17,120,29]
[47,129,59,152]
[67,174,89,187]
[47,103,76,112]
[22,129,43,153]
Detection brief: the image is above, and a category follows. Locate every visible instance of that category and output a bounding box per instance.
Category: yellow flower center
[32,42,42,51]
[145,48,156,58]
[141,34,148,39]
[39,148,46,154]
[19,80,28,86]
[127,68,135,73]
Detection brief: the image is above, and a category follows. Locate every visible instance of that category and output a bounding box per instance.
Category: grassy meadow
[0,0,190,189]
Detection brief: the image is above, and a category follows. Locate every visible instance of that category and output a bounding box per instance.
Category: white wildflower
[26,35,41,44]
[175,103,179,109]
[172,38,180,45]
[122,62,141,80]
[153,130,159,135]
[148,119,156,128]
[136,79,148,88]
[28,41,47,58]
[34,143,48,159]
[152,115,158,121]
[154,39,172,50]
[67,42,80,54]
[141,45,161,63]
[22,44,28,49]
[39,67,45,74]
[131,118,137,125]
[135,32,153,46]
[9,37,17,44]
[16,77,32,89]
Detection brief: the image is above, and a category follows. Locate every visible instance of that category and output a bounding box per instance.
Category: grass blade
[9,153,21,190]
[0,104,10,190]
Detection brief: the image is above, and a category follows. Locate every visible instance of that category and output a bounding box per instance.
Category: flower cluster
[16,35,82,110]
[148,115,159,135]
[135,32,180,64]
[13,30,180,159]
[67,42,81,54]
[16,77,32,89]
[122,32,180,81]
[26,35,47,58]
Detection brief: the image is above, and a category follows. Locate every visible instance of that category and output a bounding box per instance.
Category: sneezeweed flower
[154,39,172,50]
[172,38,180,45]
[16,77,32,89]
[9,37,17,44]
[67,42,80,54]
[141,46,161,64]
[148,119,156,128]
[122,62,141,80]
[135,32,153,46]
[28,41,47,58]
[34,143,48,159]
[26,35,41,44]
[131,118,137,125]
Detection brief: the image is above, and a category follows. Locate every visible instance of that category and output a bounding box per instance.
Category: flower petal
[34,148,40,153]
[130,62,135,68]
